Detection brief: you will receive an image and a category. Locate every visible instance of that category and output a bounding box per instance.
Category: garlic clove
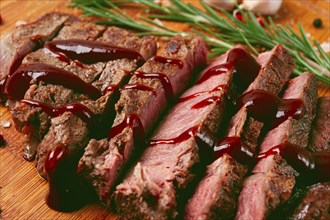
[204,0,238,11]
[241,0,283,15]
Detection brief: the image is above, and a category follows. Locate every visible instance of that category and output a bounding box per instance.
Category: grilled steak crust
[9,21,106,161]
[78,35,207,207]
[0,13,75,80]
[236,72,317,220]
[290,182,330,220]
[308,97,330,152]
[114,52,233,219]
[34,27,157,178]
[185,44,295,220]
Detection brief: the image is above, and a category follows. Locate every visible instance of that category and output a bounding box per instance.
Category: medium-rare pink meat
[78,35,207,207]
[114,50,237,219]
[33,27,157,177]
[235,72,317,220]
[185,44,295,220]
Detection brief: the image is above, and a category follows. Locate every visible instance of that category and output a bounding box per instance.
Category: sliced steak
[185,44,295,220]
[9,21,106,161]
[0,12,74,80]
[308,97,330,152]
[79,35,207,207]
[290,182,330,220]
[114,52,234,219]
[235,72,317,220]
[34,27,157,176]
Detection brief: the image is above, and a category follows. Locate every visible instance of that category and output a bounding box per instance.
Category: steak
[9,21,106,161]
[185,44,295,220]
[34,27,157,177]
[308,97,330,152]
[0,13,74,81]
[235,72,317,220]
[290,182,330,220]
[78,35,207,207]
[114,51,234,219]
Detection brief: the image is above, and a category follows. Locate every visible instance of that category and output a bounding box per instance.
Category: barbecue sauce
[227,47,260,90]
[0,134,5,147]
[238,89,304,129]
[213,137,255,164]
[152,56,184,69]
[149,126,199,146]
[197,63,233,85]
[5,63,101,100]
[178,85,227,103]
[45,144,94,212]
[44,39,144,66]
[21,99,95,127]
[121,84,156,96]
[108,114,145,150]
[134,71,174,101]
[258,143,330,182]
[191,96,222,109]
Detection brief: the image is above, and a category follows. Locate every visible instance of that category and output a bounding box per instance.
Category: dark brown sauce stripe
[178,85,227,103]
[134,71,174,101]
[149,126,199,146]
[21,99,95,126]
[197,63,233,84]
[45,39,144,65]
[108,114,145,150]
[227,47,261,90]
[191,96,222,109]
[213,137,255,164]
[45,144,93,212]
[238,89,304,129]
[152,56,184,69]
[121,84,156,96]
[5,63,101,100]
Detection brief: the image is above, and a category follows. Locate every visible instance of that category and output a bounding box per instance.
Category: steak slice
[290,182,330,220]
[185,44,295,220]
[114,52,233,219]
[0,13,74,80]
[78,35,207,207]
[235,72,317,220]
[9,21,106,161]
[34,27,157,176]
[308,97,330,152]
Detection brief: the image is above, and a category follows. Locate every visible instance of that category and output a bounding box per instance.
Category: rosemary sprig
[70,0,330,85]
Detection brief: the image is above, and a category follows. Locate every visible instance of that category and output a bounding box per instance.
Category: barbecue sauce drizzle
[44,39,145,66]
[121,84,156,96]
[237,89,304,129]
[45,144,95,212]
[149,126,199,146]
[4,63,101,100]
[134,71,174,100]
[21,99,95,127]
[151,56,184,69]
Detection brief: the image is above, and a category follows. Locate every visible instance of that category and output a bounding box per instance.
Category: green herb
[70,0,330,85]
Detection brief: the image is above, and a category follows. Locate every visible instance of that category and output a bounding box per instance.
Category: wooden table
[0,1,329,219]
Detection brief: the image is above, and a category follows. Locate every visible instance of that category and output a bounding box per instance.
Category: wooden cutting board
[0,1,329,219]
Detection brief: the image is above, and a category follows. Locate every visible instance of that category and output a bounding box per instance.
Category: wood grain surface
[0,1,329,219]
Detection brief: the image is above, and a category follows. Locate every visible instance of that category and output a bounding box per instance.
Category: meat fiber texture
[308,96,330,152]
[290,182,330,220]
[34,27,157,178]
[9,20,106,161]
[235,72,317,220]
[78,35,207,207]
[0,12,76,80]
[185,44,295,220]
[114,52,235,219]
